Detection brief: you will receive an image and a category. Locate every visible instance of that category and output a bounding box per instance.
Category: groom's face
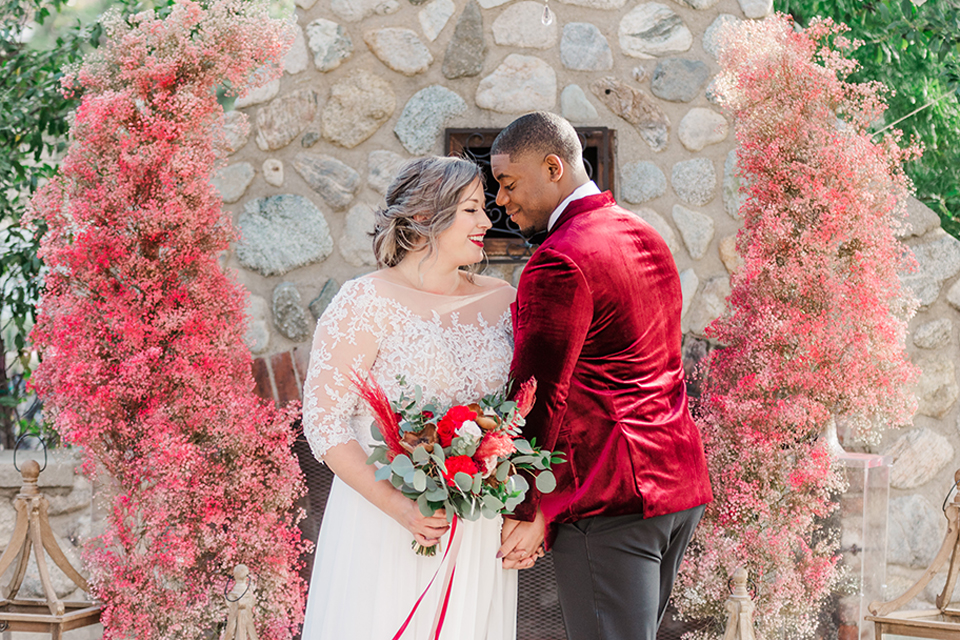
[491,152,555,238]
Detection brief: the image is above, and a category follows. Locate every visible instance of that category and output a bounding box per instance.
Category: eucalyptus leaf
[413,469,427,492]
[417,493,433,517]
[514,439,534,454]
[461,500,481,521]
[535,470,557,493]
[374,465,393,482]
[391,454,414,476]
[496,461,511,483]
[454,472,474,492]
[482,494,504,511]
[426,488,447,501]
[471,473,483,494]
[510,474,529,494]
[370,423,384,442]
[412,446,429,464]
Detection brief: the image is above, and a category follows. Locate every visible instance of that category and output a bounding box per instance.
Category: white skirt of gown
[301,476,518,640]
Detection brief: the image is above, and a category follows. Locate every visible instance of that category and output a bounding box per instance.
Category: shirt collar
[547,181,601,231]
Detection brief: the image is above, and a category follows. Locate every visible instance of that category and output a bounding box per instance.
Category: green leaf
[454,472,473,492]
[482,494,504,512]
[374,465,393,482]
[413,469,427,492]
[391,454,414,476]
[496,460,511,483]
[426,487,447,501]
[370,422,384,442]
[366,448,387,465]
[471,473,483,494]
[412,446,429,464]
[535,470,557,493]
[513,439,534,454]
[460,500,481,521]
[509,474,529,494]
[417,493,433,517]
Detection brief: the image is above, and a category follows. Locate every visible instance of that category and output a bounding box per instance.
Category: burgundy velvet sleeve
[510,248,593,522]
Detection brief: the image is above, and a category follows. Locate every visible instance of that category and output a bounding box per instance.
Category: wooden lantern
[0,458,100,639]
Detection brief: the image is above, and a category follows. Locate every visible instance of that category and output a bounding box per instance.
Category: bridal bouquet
[352,372,564,555]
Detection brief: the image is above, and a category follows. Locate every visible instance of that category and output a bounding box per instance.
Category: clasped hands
[498,509,546,570]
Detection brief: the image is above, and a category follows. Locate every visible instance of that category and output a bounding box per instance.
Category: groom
[493,112,713,640]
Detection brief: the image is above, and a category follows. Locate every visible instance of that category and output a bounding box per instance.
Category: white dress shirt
[546,180,602,231]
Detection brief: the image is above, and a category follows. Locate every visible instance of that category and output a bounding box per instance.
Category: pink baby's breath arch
[27,2,306,639]
[674,15,920,640]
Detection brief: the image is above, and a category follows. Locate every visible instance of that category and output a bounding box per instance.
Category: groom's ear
[544,154,564,183]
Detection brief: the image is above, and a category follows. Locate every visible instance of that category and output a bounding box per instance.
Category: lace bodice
[302,276,516,460]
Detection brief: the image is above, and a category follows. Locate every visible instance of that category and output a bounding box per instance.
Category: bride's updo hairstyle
[373,156,483,268]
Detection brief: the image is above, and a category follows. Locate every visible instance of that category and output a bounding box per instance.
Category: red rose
[443,455,479,487]
[436,405,477,447]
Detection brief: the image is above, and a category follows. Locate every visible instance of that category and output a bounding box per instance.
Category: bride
[300,156,529,639]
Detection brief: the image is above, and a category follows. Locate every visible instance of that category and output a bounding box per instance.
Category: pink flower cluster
[674,15,920,639]
[26,3,306,640]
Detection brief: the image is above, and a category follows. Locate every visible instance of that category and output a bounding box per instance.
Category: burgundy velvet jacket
[510,191,713,544]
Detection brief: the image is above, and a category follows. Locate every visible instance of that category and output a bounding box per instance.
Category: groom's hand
[499,510,546,569]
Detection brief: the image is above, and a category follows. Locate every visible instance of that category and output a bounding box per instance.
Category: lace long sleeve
[302,280,381,460]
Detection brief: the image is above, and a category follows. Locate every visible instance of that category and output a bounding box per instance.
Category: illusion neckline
[361,274,512,299]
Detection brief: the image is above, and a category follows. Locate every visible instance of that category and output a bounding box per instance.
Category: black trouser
[551,504,705,640]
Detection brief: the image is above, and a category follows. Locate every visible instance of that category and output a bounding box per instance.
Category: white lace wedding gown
[300,275,518,640]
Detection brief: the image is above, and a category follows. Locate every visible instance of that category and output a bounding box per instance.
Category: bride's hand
[395,501,450,548]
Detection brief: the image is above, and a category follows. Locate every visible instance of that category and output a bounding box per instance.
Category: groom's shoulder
[548,198,646,248]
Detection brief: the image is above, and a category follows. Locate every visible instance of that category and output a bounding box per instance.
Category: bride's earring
[541,0,553,25]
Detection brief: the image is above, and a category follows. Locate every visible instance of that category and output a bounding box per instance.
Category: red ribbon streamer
[392,515,461,640]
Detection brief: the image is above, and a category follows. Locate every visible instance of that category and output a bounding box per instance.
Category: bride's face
[436,178,491,267]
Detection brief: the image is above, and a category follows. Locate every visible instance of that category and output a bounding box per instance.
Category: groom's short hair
[491,112,584,170]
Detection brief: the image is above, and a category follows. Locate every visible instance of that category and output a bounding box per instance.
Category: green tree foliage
[777,0,960,238]
[0,0,87,448]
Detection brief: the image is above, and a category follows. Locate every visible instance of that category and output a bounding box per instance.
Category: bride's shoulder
[468,274,516,301]
[470,273,515,293]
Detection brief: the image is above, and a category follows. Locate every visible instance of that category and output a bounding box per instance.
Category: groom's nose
[495,186,508,207]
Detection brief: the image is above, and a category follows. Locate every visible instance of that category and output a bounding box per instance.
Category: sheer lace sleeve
[302,279,381,460]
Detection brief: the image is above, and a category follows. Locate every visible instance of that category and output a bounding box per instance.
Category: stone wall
[222,0,764,353]
[219,0,960,620]
[881,204,960,609]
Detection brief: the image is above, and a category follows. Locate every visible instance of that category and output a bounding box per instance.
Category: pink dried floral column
[674,14,920,640]
[26,3,308,640]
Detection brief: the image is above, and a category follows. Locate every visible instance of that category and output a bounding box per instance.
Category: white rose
[457,420,482,441]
